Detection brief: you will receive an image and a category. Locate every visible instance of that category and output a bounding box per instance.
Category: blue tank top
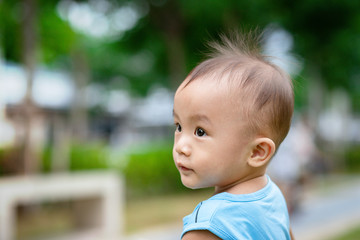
[182,176,290,240]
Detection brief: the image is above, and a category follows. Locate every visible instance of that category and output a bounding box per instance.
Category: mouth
[177,163,192,172]
[180,166,192,171]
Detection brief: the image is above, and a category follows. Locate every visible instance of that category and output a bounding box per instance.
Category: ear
[248,138,276,168]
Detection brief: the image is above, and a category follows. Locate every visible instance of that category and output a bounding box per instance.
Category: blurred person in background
[268,113,317,215]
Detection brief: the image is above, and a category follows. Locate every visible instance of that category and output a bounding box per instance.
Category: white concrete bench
[0,171,124,240]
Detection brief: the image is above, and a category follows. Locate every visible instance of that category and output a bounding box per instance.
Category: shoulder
[182,198,225,232]
[182,197,248,240]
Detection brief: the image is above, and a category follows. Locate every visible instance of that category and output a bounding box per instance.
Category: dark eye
[195,127,206,137]
[175,123,182,132]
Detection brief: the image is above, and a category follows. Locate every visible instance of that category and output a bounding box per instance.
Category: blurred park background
[0,0,360,239]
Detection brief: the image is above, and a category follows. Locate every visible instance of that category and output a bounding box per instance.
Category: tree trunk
[21,0,38,175]
[150,0,186,90]
[70,48,89,142]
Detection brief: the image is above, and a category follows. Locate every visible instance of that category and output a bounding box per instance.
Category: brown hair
[184,31,294,148]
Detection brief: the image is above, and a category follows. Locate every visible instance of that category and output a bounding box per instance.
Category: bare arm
[182,230,221,240]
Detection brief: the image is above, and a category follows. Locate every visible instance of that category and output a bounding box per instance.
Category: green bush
[69,142,109,171]
[344,145,360,173]
[122,143,188,198]
[38,141,188,199]
[41,145,52,173]
[40,142,109,172]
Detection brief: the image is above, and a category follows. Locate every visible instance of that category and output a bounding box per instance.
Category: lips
[177,162,192,172]
[180,166,191,171]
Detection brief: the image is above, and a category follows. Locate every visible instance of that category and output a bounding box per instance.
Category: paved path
[125,175,360,240]
[291,175,360,240]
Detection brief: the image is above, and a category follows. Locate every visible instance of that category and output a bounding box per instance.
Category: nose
[174,135,191,157]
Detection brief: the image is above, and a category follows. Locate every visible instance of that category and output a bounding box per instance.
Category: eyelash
[175,123,182,132]
[174,123,207,137]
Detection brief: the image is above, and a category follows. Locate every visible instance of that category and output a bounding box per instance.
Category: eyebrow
[191,114,212,125]
[173,109,212,125]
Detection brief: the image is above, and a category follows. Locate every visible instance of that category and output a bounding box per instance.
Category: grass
[330,225,360,240]
[125,189,212,233]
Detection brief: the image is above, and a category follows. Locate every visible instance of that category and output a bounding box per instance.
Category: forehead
[175,78,228,105]
[174,77,243,123]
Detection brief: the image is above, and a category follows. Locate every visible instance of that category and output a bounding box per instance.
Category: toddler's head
[173,32,294,191]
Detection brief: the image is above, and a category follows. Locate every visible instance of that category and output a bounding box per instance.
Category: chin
[181,179,208,190]
[182,182,195,189]
[181,179,197,189]
[185,186,201,190]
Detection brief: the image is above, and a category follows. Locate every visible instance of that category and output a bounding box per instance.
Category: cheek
[172,146,177,161]
[216,140,247,164]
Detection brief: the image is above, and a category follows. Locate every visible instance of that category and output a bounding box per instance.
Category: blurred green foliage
[69,142,109,171]
[41,142,109,172]
[41,146,52,173]
[331,224,360,240]
[344,145,360,173]
[40,142,186,199]
[122,142,187,199]
[1,0,360,108]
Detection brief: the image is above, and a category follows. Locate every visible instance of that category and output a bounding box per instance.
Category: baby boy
[172,32,294,239]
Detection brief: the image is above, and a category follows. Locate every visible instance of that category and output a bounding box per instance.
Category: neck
[214,174,267,195]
